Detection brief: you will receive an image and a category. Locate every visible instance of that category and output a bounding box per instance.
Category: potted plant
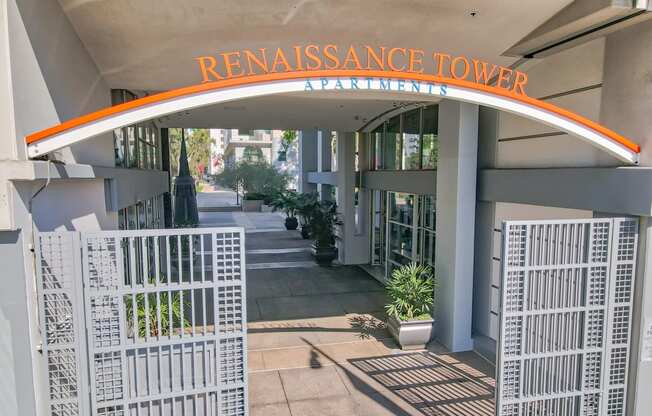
[309,200,339,266]
[296,192,319,239]
[243,192,266,212]
[270,190,299,230]
[385,263,436,350]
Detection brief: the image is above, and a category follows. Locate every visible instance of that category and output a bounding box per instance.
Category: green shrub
[385,263,435,321]
[214,161,288,197]
[244,192,267,201]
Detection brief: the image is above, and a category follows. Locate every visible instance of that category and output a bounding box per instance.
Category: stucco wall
[7,0,113,165]
[601,20,652,167]
[496,38,620,168]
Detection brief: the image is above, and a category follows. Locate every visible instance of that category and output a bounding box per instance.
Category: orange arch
[25,69,640,154]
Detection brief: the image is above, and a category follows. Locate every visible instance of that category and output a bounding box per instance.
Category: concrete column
[335,132,369,264]
[435,100,479,352]
[317,129,333,201]
[472,107,499,356]
[297,129,317,194]
[629,217,652,416]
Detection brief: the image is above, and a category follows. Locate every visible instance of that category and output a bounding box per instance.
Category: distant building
[221,129,273,167]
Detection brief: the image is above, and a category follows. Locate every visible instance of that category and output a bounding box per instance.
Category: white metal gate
[496,218,637,416]
[36,227,248,416]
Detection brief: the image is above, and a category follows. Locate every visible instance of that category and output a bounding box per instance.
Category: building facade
[3,1,652,415]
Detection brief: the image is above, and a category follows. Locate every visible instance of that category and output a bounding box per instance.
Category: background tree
[242,145,264,163]
[168,128,212,179]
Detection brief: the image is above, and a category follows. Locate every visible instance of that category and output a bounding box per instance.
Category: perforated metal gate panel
[496,219,637,416]
[36,232,89,416]
[36,228,248,416]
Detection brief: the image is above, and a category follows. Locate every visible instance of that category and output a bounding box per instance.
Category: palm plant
[296,192,319,225]
[270,190,300,230]
[310,200,339,248]
[270,190,299,218]
[385,263,436,321]
[124,277,191,338]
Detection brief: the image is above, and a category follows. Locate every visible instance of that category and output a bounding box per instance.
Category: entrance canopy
[25,69,641,164]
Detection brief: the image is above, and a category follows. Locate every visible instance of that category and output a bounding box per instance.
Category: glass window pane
[421,195,436,230]
[128,127,137,168]
[330,132,337,171]
[402,109,421,170]
[138,202,146,229]
[389,192,415,225]
[118,208,126,230]
[422,134,438,169]
[389,223,413,264]
[423,105,438,135]
[384,117,400,170]
[114,128,126,167]
[128,205,137,230]
[146,199,153,228]
[422,230,435,267]
[371,190,385,265]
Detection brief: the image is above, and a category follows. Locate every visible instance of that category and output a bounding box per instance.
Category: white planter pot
[387,315,434,350]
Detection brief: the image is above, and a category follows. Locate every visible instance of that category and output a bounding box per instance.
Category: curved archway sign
[25,44,640,163]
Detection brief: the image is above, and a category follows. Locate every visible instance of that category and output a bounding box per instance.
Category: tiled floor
[243,229,496,415]
[197,208,496,415]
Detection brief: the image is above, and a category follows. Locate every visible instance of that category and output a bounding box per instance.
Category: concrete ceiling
[58,0,573,91]
[156,92,437,131]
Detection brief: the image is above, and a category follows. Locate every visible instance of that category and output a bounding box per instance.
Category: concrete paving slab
[332,291,387,314]
[248,351,265,372]
[278,366,349,402]
[260,345,329,370]
[249,402,292,416]
[248,327,321,350]
[247,251,312,264]
[246,274,292,300]
[256,294,344,321]
[288,396,357,416]
[248,371,287,406]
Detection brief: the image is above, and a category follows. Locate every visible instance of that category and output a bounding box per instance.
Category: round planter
[387,315,434,350]
[310,243,337,266]
[285,217,299,230]
[300,225,312,239]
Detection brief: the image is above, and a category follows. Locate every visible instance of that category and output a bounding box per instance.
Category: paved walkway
[196,184,240,209]
[198,209,496,415]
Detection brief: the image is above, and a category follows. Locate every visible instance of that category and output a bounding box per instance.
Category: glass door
[386,192,419,276]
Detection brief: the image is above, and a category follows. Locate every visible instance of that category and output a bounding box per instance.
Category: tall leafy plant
[310,200,340,248]
[385,263,435,321]
[270,190,299,218]
[296,192,319,225]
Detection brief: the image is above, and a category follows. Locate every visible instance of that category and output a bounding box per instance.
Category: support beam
[297,129,317,194]
[435,100,478,352]
[478,167,652,216]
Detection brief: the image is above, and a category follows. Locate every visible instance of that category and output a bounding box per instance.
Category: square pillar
[435,100,479,352]
[317,129,334,201]
[629,217,652,416]
[297,129,318,194]
[335,132,369,265]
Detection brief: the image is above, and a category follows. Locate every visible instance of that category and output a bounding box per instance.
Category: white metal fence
[36,228,248,416]
[497,218,637,416]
